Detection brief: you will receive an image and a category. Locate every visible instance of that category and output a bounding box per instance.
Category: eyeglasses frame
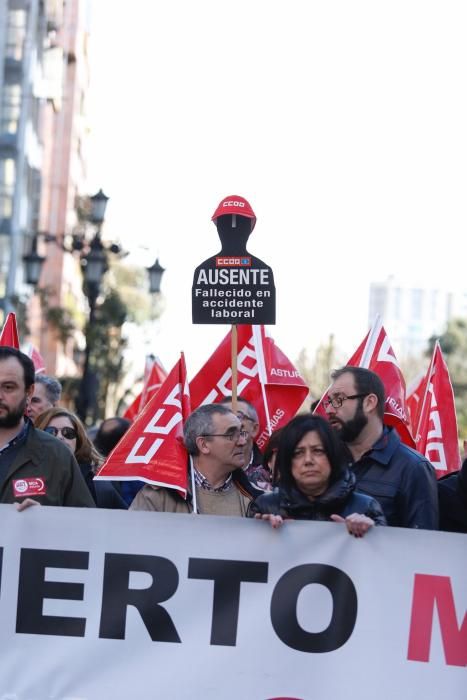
[324,393,369,410]
[201,429,249,442]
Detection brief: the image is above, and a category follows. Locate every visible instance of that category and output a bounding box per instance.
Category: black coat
[79,463,128,510]
[248,469,386,524]
[438,458,467,534]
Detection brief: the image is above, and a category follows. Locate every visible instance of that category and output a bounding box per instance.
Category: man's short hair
[219,395,259,423]
[34,374,62,405]
[0,346,35,389]
[183,404,234,456]
[331,366,385,419]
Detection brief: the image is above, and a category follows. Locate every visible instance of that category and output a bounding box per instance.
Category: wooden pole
[231,324,238,412]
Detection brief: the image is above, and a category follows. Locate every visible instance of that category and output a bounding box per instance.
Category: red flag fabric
[355,317,415,447]
[313,331,370,418]
[415,342,460,478]
[95,353,191,497]
[0,313,20,349]
[30,346,46,374]
[23,343,46,374]
[123,356,168,421]
[140,358,167,408]
[122,393,141,422]
[190,325,309,450]
[314,317,414,447]
[406,371,427,431]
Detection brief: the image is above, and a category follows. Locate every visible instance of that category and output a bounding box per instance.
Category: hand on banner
[330,513,374,537]
[15,498,41,512]
[254,513,284,529]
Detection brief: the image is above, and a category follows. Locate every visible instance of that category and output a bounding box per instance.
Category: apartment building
[0,0,89,375]
[369,276,467,357]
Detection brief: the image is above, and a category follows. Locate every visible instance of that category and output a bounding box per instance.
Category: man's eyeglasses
[44,426,77,440]
[201,428,248,442]
[236,410,257,425]
[324,393,368,410]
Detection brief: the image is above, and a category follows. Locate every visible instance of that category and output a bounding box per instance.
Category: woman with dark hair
[35,408,127,509]
[249,414,385,536]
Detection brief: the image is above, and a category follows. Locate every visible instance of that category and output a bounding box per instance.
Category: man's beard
[333,402,368,443]
[0,396,28,429]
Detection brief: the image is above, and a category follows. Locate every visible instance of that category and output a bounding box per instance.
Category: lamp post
[22,235,46,287]
[75,232,109,423]
[23,189,166,424]
[147,258,165,295]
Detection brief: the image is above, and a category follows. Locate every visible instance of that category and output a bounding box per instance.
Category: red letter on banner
[407,574,467,667]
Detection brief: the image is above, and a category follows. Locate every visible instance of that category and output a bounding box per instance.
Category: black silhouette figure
[192,196,275,325]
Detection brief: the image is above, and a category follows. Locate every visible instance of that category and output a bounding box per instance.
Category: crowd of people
[0,345,466,535]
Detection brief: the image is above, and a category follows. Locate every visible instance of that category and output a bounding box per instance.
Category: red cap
[211,195,256,230]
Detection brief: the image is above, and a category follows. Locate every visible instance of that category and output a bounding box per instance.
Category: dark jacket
[0,424,95,507]
[349,427,438,529]
[248,469,386,524]
[79,463,128,510]
[438,458,467,533]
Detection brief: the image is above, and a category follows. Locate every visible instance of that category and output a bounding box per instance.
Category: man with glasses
[324,365,438,529]
[131,404,262,514]
[0,347,94,508]
[220,396,272,491]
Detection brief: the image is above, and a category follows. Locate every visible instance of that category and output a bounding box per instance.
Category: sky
[85,0,467,380]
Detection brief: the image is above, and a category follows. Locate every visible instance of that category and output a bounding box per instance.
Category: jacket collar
[182,464,263,505]
[359,426,400,466]
[280,469,356,510]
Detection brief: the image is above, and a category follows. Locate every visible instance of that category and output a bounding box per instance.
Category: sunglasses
[44,426,77,440]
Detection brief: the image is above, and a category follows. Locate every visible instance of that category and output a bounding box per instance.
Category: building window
[5,9,27,61]
[430,290,438,320]
[0,158,15,222]
[394,287,401,320]
[0,84,22,135]
[411,288,423,318]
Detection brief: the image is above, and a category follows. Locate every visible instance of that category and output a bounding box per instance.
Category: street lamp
[75,233,109,423]
[147,258,165,295]
[88,189,109,225]
[23,188,166,424]
[22,236,46,287]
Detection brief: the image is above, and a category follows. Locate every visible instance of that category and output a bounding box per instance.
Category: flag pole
[252,325,272,436]
[360,315,382,368]
[415,341,437,441]
[189,456,198,514]
[231,324,238,412]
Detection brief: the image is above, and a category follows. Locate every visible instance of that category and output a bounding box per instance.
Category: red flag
[406,371,427,430]
[313,331,370,418]
[415,342,460,478]
[122,393,141,422]
[359,316,415,447]
[95,353,191,497]
[190,325,309,450]
[123,356,168,421]
[355,317,414,447]
[23,343,46,374]
[0,313,20,348]
[314,317,414,446]
[140,357,167,408]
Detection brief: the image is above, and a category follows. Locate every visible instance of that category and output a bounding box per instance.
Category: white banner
[0,505,465,700]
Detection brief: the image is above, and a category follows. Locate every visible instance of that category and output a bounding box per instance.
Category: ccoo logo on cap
[211,195,256,230]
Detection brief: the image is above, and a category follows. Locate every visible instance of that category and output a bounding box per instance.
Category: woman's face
[45,416,77,455]
[291,430,332,498]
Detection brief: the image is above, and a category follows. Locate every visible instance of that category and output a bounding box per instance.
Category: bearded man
[0,347,94,508]
[324,365,438,529]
